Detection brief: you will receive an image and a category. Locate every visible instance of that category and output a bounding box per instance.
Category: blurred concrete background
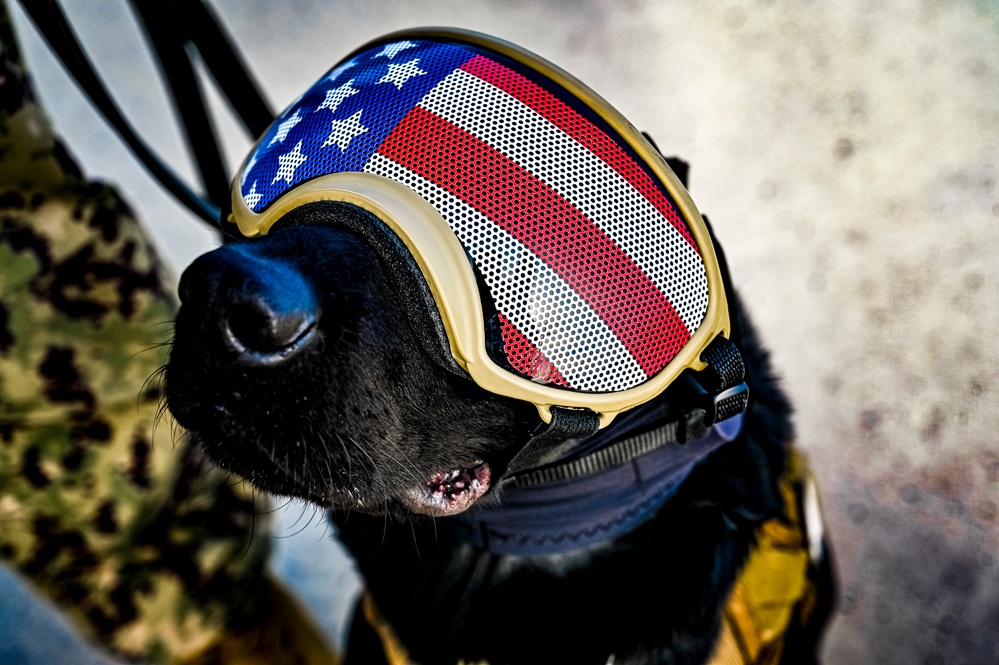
[1,0,997,662]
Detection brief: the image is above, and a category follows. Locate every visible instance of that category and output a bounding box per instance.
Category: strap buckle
[687,335,749,430]
[697,381,750,428]
[678,381,749,443]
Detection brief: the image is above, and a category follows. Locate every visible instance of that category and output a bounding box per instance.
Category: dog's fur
[165,175,824,664]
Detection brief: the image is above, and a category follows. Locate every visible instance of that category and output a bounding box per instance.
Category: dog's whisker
[380,436,427,488]
[287,501,311,530]
[408,521,423,562]
[279,503,321,539]
[332,431,356,488]
[373,438,425,489]
[344,433,376,466]
[321,454,334,489]
[256,496,294,515]
[344,434,381,484]
[318,515,332,543]
[309,425,342,492]
[131,341,173,362]
[239,498,256,561]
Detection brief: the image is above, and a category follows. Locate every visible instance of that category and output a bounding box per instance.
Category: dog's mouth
[400,461,491,517]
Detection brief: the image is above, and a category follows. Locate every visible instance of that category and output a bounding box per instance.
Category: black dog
[165,199,832,665]
[165,29,834,665]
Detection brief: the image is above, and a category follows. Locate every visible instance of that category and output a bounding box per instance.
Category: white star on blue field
[240,40,476,212]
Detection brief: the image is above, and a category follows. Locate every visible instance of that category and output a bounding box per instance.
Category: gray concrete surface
[2,0,997,662]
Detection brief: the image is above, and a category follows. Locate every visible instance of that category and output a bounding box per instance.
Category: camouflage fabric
[0,5,336,663]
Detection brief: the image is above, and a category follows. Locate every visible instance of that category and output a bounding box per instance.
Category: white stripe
[365,153,647,392]
[418,69,708,332]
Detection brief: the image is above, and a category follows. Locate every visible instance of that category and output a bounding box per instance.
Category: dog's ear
[641,131,690,189]
[664,156,690,189]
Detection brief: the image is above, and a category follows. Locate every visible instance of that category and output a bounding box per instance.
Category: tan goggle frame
[229,28,731,428]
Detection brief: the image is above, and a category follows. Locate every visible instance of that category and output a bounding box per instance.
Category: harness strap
[504,408,741,490]
[506,414,688,489]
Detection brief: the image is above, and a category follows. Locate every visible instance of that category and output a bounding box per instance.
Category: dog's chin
[399,461,492,517]
[195,429,494,518]
[286,459,494,518]
[297,461,494,518]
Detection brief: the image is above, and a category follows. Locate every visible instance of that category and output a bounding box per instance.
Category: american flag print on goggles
[229,29,734,428]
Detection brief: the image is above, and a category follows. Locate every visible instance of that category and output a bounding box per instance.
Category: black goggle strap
[502,406,603,479]
[503,335,749,486]
[16,0,272,236]
[503,201,750,486]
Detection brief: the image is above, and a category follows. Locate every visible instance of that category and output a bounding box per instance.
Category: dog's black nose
[180,242,319,364]
[226,295,314,356]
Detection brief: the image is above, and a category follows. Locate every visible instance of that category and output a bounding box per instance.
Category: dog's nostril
[226,298,316,356]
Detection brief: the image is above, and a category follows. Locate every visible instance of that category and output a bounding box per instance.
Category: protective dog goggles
[228,28,737,429]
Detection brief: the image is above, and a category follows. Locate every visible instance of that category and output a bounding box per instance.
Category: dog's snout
[180,242,319,364]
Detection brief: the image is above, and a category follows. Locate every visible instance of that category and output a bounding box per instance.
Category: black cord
[129,0,231,209]
[15,0,274,236]
[165,0,273,138]
[16,0,223,229]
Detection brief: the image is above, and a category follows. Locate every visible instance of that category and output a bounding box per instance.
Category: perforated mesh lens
[240,37,709,393]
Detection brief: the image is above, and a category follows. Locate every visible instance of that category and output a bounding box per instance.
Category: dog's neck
[442,394,746,556]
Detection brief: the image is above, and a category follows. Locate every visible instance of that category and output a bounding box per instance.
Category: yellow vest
[705,451,825,665]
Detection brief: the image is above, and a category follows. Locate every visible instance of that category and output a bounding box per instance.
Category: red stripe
[378,107,691,376]
[497,313,569,387]
[460,55,698,253]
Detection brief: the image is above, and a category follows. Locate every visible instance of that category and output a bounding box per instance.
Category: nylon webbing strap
[506,417,684,488]
[692,336,749,426]
[698,335,745,393]
[504,407,601,478]
[502,335,749,489]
